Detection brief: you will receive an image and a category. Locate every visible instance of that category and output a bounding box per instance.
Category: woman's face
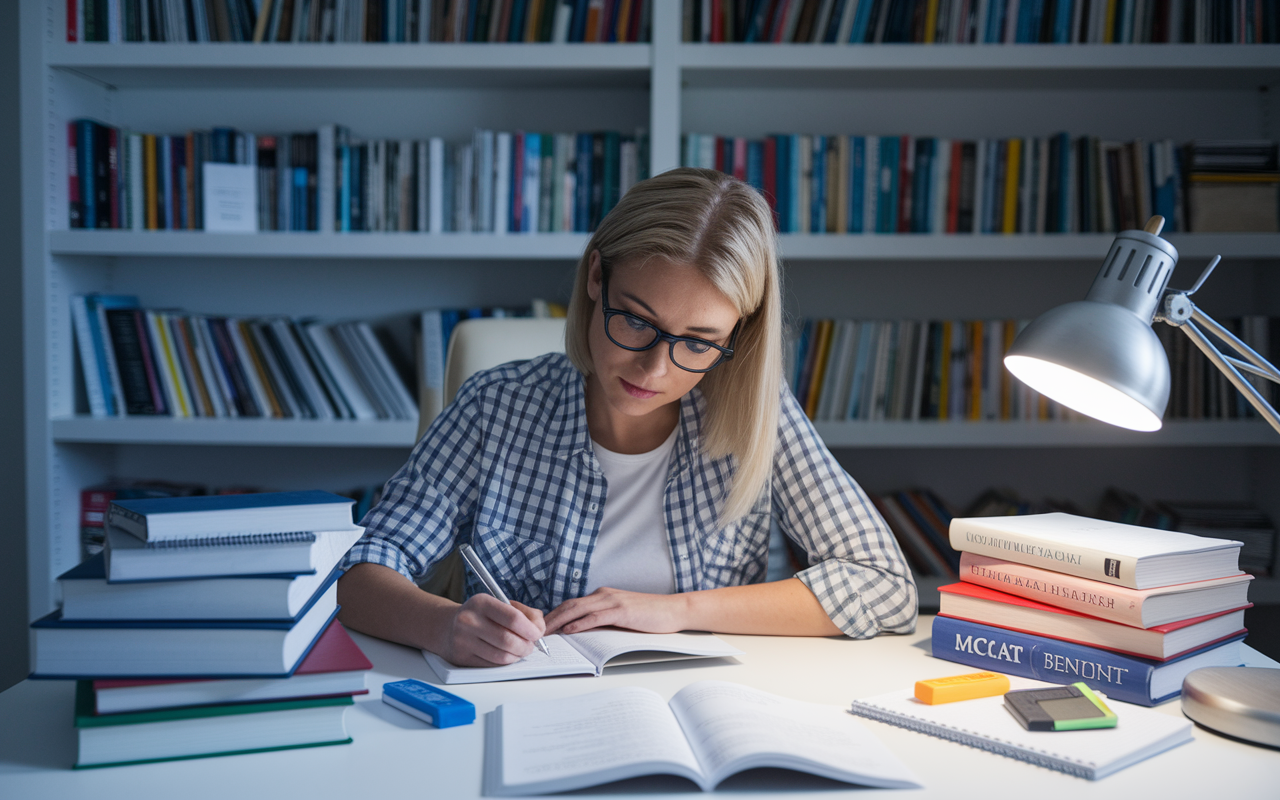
[585,251,741,421]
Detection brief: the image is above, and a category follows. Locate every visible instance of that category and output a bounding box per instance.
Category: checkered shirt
[343,353,917,638]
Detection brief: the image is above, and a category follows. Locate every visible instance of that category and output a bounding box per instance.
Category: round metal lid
[1181,667,1280,749]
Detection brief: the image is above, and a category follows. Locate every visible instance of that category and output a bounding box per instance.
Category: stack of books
[931,512,1253,706]
[31,490,370,768]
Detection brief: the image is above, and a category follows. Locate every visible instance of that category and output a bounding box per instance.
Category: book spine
[959,552,1155,627]
[930,616,1157,705]
[949,517,1146,587]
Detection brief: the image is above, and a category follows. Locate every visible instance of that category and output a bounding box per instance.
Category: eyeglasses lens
[605,314,722,371]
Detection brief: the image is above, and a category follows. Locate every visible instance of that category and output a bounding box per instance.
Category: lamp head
[1004,226,1179,432]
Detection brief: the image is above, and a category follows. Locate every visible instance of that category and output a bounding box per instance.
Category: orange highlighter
[915,671,1011,704]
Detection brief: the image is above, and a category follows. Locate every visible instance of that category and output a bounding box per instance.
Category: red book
[108,127,121,229]
[710,0,723,43]
[511,131,524,233]
[897,135,913,233]
[92,620,372,715]
[733,137,747,181]
[67,0,77,41]
[68,122,82,228]
[763,136,778,226]
[715,136,725,173]
[938,582,1250,662]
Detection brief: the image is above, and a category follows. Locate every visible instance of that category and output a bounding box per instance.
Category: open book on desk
[484,679,921,795]
[421,629,744,684]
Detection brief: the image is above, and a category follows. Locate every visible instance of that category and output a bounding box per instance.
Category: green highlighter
[1004,683,1118,732]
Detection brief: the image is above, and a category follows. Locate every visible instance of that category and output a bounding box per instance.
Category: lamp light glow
[1004,355,1163,431]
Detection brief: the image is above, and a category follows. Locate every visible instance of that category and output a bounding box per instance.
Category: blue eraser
[382,679,475,728]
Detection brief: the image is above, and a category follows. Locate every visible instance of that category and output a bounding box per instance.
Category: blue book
[570,0,589,42]
[1053,0,1072,42]
[746,140,764,191]
[849,136,864,233]
[982,139,1000,233]
[773,135,790,233]
[811,136,827,234]
[31,572,340,679]
[1057,131,1071,232]
[108,489,356,543]
[986,0,1006,43]
[77,121,96,228]
[791,320,813,392]
[930,616,1247,707]
[1016,0,1035,42]
[846,321,878,419]
[877,137,899,234]
[850,0,876,42]
[86,294,140,417]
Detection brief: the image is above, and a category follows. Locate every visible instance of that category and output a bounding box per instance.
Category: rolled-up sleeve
[772,391,918,637]
[341,378,485,582]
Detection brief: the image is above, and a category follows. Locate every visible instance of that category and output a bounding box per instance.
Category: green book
[75,681,353,769]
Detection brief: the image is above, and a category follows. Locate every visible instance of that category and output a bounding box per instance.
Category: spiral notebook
[849,676,1193,780]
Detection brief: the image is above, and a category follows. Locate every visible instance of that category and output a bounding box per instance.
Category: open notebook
[484,680,921,795]
[849,675,1193,780]
[422,629,743,684]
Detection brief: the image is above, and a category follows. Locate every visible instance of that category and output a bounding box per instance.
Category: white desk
[2,616,1277,799]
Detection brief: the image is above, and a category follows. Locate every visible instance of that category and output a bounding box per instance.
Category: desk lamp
[1002,216,1280,748]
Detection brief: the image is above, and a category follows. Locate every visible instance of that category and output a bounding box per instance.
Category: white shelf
[48,230,593,259]
[47,43,652,89]
[812,420,1280,448]
[679,44,1280,90]
[47,230,1280,261]
[50,416,419,447]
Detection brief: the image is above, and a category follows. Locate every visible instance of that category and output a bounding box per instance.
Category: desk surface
[2,616,1277,799]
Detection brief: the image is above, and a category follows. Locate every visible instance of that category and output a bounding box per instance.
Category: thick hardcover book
[484,680,919,795]
[938,581,1249,660]
[75,681,352,769]
[949,512,1243,589]
[31,579,338,679]
[959,551,1254,628]
[930,616,1246,706]
[93,619,370,714]
[108,489,355,543]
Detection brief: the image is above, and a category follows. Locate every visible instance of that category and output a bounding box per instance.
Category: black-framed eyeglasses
[600,273,740,373]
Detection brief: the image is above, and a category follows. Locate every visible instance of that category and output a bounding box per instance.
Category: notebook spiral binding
[847,703,1094,779]
[137,531,318,549]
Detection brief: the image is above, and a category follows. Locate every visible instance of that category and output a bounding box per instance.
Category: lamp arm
[1157,294,1280,435]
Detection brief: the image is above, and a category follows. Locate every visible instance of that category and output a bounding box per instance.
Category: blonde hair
[565,168,783,525]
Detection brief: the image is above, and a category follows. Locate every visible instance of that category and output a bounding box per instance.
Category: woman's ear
[586,250,602,302]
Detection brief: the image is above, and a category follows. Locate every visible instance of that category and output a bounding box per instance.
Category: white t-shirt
[584,426,679,595]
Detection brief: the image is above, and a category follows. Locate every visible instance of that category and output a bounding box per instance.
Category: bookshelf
[19,1,1280,641]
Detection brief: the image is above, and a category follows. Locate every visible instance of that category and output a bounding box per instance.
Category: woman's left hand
[543,588,689,635]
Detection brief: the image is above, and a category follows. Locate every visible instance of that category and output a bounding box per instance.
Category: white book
[424,630,744,684]
[475,129,494,232]
[428,137,444,233]
[418,309,445,425]
[304,323,378,421]
[194,317,238,417]
[850,676,1193,780]
[416,140,428,232]
[486,680,920,795]
[457,143,474,232]
[67,527,363,620]
[354,321,417,420]
[494,131,511,234]
[225,318,276,418]
[146,311,189,418]
[818,321,857,422]
[836,0,859,43]
[698,134,715,170]
[950,512,1244,589]
[270,318,335,420]
[188,316,229,418]
[931,138,950,233]
[522,133,540,233]
[550,133,568,232]
[294,320,352,419]
[398,138,414,231]
[249,322,303,419]
[70,296,109,417]
[330,323,392,418]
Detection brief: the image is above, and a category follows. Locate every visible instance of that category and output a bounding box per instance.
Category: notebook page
[499,686,704,792]
[670,680,921,789]
[562,629,745,670]
[421,634,594,684]
[850,676,1193,779]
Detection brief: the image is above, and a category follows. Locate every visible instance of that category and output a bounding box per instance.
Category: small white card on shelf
[202,163,257,233]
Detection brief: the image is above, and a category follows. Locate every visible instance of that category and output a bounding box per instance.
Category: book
[423,629,745,684]
[102,525,345,582]
[484,679,920,795]
[949,512,1243,589]
[938,582,1249,661]
[31,578,338,679]
[108,489,355,543]
[849,674,1193,780]
[75,682,352,769]
[930,615,1246,706]
[92,619,371,715]
[958,552,1255,628]
[63,527,362,619]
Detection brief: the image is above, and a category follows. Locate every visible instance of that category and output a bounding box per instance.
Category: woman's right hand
[439,594,547,667]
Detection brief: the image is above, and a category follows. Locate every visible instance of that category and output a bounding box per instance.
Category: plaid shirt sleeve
[772,390,918,638]
[341,376,487,582]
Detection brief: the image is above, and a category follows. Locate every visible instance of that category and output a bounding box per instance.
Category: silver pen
[458,543,551,657]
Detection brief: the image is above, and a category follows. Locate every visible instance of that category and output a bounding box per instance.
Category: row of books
[932,511,1252,706]
[684,133,1203,235]
[785,318,1079,423]
[71,294,418,422]
[69,0,654,43]
[682,0,1280,44]
[34,490,370,768]
[1159,315,1279,421]
[67,120,650,233]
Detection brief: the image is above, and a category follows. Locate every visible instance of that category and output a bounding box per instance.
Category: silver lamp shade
[1004,229,1179,432]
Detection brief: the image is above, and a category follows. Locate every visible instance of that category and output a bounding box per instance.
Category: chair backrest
[416,317,567,440]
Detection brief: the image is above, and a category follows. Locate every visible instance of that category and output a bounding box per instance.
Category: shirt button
[589,502,599,512]
[572,569,583,579]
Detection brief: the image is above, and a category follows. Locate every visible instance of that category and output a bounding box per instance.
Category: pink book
[959,552,1253,629]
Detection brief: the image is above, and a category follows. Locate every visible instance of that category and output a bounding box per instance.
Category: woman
[337,168,916,667]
